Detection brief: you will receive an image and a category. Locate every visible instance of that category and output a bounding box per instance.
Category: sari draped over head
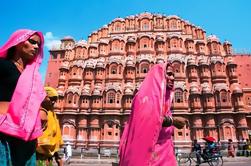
[0,29,46,141]
[119,63,176,166]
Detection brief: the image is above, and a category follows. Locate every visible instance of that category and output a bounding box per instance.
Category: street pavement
[52,156,251,166]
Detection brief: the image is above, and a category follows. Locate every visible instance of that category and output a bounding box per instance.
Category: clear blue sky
[1,0,251,82]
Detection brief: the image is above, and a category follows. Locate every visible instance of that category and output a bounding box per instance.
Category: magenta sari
[0,29,46,141]
[119,63,176,166]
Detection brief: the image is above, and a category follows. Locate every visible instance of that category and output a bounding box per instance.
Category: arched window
[73,94,78,104]
[170,20,177,29]
[212,43,218,51]
[67,93,73,104]
[107,121,113,128]
[172,38,177,48]
[220,90,228,103]
[110,65,117,74]
[71,67,77,76]
[63,126,70,135]
[111,40,120,51]
[142,22,149,30]
[175,89,183,103]
[115,25,121,31]
[116,93,121,104]
[247,96,251,106]
[173,62,181,73]
[140,63,149,73]
[215,63,222,72]
[108,91,116,103]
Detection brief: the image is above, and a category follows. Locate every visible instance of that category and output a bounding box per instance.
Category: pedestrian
[0,29,46,165]
[36,87,64,166]
[192,139,201,166]
[238,138,245,156]
[65,142,72,164]
[228,139,235,157]
[119,63,186,166]
[245,139,250,157]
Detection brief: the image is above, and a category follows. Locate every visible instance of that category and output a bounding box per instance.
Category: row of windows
[56,40,230,59]
[64,63,236,78]
[67,42,218,53]
[63,91,235,106]
[174,90,235,104]
[112,19,202,33]
[65,93,132,104]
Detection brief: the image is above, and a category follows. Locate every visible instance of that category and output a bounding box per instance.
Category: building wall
[45,12,251,149]
[44,50,64,87]
[234,55,251,88]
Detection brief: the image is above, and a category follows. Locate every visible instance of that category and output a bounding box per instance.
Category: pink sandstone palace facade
[44,12,251,149]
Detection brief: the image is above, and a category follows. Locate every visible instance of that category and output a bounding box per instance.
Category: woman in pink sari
[0,29,45,165]
[119,63,186,166]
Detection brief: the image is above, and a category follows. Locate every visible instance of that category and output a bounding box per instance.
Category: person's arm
[39,107,48,130]
[162,115,173,127]
[173,117,187,129]
[162,116,187,129]
[0,102,9,114]
[0,59,10,114]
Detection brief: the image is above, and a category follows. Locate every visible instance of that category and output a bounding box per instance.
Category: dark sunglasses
[28,38,41,47]
[49,96,58,104]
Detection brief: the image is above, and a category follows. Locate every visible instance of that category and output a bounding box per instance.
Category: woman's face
[166,65,175,90]
[16,34,41,62]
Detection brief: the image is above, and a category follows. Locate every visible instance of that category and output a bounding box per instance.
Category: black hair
[6,46,16,60]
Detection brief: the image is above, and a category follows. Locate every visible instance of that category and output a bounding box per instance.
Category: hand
[162,116,173,127]
[173,117,187,129]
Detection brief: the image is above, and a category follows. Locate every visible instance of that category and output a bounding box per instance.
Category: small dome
[113,17,125,22]
[213,83,229,92]
[223,40,232,45]
[167,15,180,19]
[124,88,133,95]
[75,39,87,47]
[207,35,219,43]
[198,57,208,66]
[201,83,212,94]
[102,24,108,29]
[81,85,91,96]
[231,83,242,94]
[85,61,95,69]
[127,37,136,43]
[89,43,98,48]
[189,82,200,94]
[187,58,197,66]
[99,39,109,45]
[59,61,69,70]
[96,60,105,68]
[57,90,64,96]
[156,56,165,64]
[62,36,74,40]
[227,57,237,66]
[126,60,134,67]
[93,85,102,96]
[156,36,164,42]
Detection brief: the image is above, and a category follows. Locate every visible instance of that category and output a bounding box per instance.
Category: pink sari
[119,63,176,166]
[0,29,46,141]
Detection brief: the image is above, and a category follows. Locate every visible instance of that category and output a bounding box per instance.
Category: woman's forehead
[29,34,41,41]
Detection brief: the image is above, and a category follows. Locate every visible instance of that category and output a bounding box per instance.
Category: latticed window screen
[111,65,117,74]
[108,92,115,103]
[174,89,183,103]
